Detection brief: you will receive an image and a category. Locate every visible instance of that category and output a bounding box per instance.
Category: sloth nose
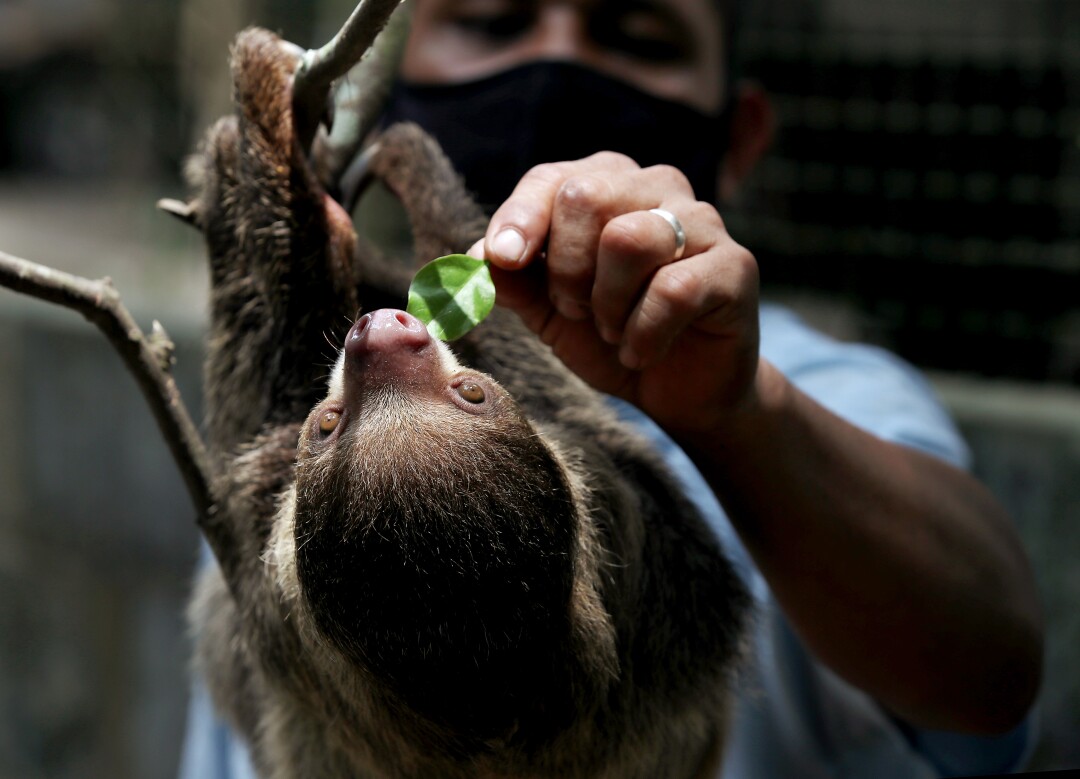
[345,309,431,360]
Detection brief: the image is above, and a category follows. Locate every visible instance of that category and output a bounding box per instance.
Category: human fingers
[481,152,639,294]
[482,161,593,269]
[541,170,614,320]
[618,235,759,370]
[591,199,710,344]
[543,160,698,320]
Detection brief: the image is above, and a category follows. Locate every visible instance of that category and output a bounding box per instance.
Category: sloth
[182,27,750,779]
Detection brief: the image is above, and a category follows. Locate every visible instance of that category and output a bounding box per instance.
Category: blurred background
[0,0,1076,776]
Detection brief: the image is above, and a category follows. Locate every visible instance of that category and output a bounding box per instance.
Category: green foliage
[406,254,495,341]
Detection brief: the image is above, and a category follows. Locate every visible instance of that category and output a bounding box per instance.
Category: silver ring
[648,208,687,261]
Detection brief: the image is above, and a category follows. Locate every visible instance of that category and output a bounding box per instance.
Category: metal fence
[729,0,1080,382]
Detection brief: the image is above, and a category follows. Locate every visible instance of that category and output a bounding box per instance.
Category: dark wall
[728,0,1080,383]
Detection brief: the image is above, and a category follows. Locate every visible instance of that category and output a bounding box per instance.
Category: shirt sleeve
[760,304,971,469]
[177,547,260,779]
[178,673,260,779]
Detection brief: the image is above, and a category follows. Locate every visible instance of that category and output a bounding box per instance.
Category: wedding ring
[648,208,687,261]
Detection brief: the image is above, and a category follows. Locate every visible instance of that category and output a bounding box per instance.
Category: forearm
[679,359,1043,734]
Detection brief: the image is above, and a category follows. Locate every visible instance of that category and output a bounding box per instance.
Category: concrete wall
[0,299,202,779]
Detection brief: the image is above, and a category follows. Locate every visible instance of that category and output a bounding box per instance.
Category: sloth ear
[719,81,775,202]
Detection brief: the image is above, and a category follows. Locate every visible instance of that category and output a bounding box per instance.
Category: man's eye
[611,34,684,62]
[591,11,691,64]
[451,11,534,41]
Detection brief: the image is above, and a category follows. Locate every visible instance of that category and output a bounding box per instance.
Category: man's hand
[469,151,760,436]
[471,153,1043,736]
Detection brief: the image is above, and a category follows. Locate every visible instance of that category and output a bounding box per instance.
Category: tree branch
[0,1,408,545]
[0,249,213,520]
[313,1,411,196]
[292,0,406,153]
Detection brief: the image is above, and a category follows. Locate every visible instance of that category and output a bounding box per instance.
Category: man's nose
[524,7,601,66]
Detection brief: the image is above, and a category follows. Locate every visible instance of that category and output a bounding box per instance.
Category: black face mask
[380,60,731,213]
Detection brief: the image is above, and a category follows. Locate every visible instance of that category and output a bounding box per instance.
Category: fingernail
[466,238,485,259]
[490,228,527,265]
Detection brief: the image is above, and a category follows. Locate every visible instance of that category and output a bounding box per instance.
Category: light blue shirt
[609,304,1032,778]
[180,303,1033,779]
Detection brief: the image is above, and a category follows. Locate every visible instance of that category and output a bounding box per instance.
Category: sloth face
[285,310,585,734]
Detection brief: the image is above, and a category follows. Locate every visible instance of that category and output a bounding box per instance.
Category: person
[180,1,1043,776]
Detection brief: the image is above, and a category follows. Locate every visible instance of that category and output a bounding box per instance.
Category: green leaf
[406,254,496,341]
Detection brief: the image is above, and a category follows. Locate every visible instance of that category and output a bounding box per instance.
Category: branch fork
[0,0,407,529]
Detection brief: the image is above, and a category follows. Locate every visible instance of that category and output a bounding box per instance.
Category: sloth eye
[318,410,341,434]
[456,382,486,404]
